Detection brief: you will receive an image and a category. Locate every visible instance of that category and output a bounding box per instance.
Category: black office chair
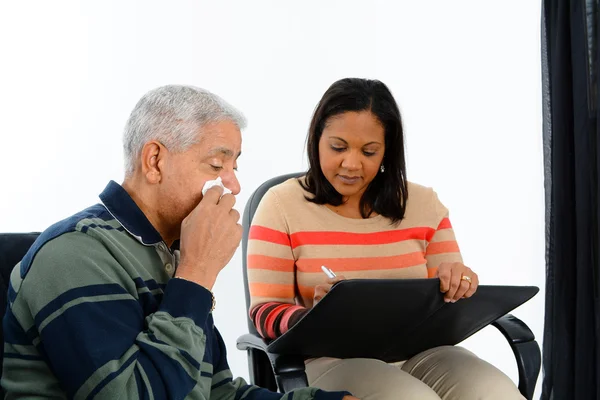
[0,232,40,395]
[236,172,542,400]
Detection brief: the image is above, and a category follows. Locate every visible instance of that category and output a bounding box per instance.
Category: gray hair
[123,85,247,176]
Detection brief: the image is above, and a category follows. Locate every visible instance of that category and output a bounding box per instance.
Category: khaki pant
[305,346,525,400]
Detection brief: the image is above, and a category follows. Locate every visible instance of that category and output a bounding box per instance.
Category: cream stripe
[250,190,289,228]
[292,242,428,258]
[248,240,295,259]
[248,270,294,285]
[296,266,428,287]
[271,179,442,232]
[429,229,458,243]
[286,211,435,232]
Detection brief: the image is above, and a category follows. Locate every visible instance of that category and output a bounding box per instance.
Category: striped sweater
[2,181,350,400]
[247,178,463,339]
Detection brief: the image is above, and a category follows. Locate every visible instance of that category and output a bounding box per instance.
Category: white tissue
[201,177,232,197]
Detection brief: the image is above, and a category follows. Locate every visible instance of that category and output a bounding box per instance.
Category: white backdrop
[0,0,544,397]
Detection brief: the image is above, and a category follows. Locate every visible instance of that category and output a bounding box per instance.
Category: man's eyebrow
[207,147,239,158]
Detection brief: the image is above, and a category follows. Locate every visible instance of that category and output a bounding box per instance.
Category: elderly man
[2,85,356,400]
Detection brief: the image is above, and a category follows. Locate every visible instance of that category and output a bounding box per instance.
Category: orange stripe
[298,284,314,299]
[290,227,434,249]
[247,254,294,271]
[295,252,426,273]
[437,218,452,230]
[249,283,294,298]
[249,226,290,246]
[427,266,439,278]
[426,241,460,255]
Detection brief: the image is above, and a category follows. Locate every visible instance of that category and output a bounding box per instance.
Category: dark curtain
[542,0,600,399]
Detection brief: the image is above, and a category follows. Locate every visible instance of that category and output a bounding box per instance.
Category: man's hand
[177,185,242,290]
[342,396,360,400]
[437,262,479,303]
[313,275,346,304]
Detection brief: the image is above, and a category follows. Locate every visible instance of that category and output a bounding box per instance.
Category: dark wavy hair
[300,78,408,223]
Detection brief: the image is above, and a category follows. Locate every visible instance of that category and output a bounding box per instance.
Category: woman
[247,78,523,400]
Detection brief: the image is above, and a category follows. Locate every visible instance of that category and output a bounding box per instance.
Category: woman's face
[318,110,385,202]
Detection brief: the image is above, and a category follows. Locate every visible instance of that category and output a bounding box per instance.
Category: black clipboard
[265,278,538,362]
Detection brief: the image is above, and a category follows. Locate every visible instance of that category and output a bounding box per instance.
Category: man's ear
[140,141,166,184]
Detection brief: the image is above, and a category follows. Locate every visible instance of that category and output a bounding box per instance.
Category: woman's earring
[380,165,385,173]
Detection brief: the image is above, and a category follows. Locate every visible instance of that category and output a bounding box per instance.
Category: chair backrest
[241,172,304,335]
[0,233,40,382]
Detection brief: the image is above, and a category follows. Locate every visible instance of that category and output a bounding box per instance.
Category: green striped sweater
[2,181,350,400]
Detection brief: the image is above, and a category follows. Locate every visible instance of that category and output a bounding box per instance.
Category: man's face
[158,120,242,227]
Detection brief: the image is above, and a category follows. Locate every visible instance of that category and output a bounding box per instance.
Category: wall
[0,0,544,396]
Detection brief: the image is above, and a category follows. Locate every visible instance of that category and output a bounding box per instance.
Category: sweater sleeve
[424,191,464,278]
[3,231,214,399]
[247,189,308,340]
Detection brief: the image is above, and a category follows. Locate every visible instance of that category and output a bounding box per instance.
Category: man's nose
[221,171,241,195]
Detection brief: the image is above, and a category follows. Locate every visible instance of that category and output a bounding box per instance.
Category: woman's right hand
[313,275,346,304]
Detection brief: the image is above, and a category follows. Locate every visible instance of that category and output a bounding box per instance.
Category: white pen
[321,265,337,279]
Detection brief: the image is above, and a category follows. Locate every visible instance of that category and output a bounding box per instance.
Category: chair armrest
[237,333,309,392]
[491,313,535,344]
[491,314,540,400]
[236,333,270,352]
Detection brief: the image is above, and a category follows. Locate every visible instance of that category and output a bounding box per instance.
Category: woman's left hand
[436,262,479,303]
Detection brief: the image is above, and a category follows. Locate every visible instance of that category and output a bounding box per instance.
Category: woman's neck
[326,195,377,219]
